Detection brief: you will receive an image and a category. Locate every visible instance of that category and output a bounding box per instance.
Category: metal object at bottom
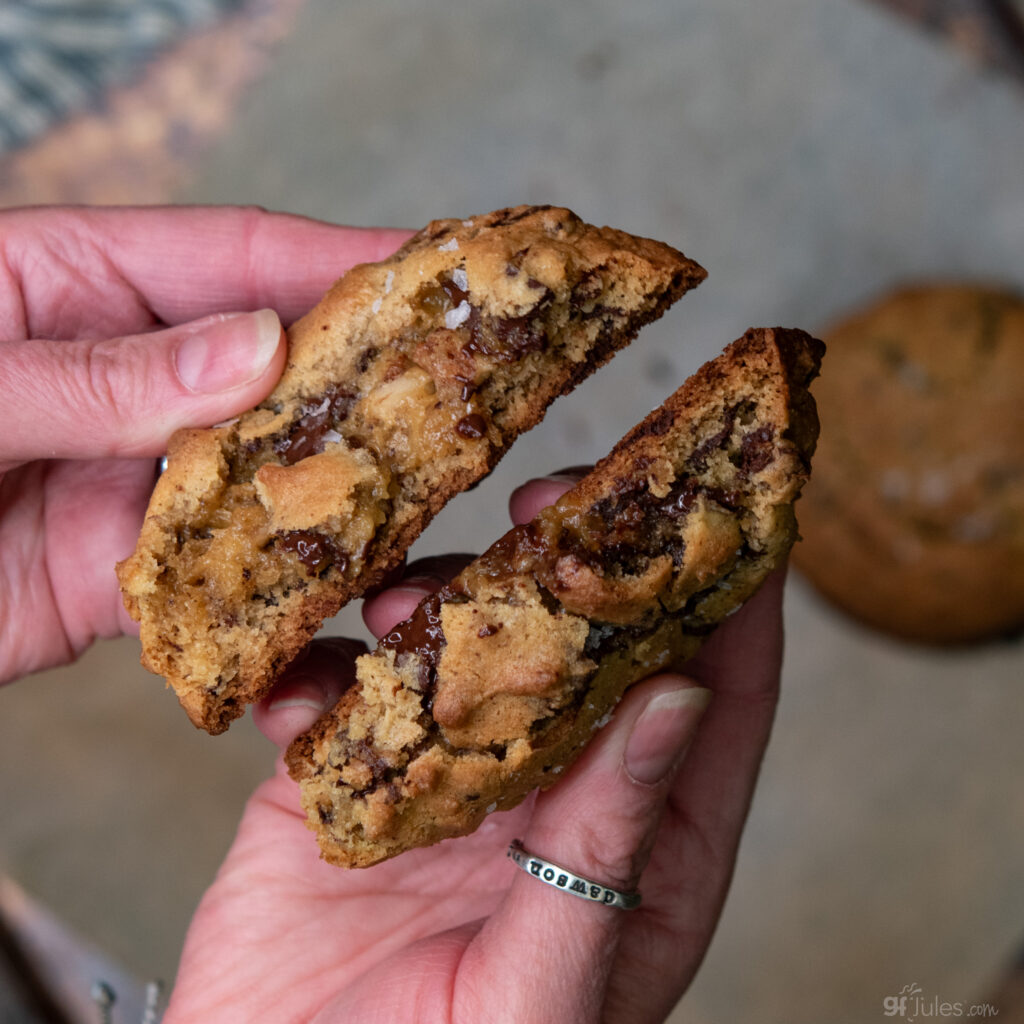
[506,840,642,910]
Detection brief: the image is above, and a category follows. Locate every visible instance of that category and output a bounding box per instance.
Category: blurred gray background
[1,0,1022,1021]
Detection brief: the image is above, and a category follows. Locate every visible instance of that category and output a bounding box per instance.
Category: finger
[252,638,366,749]
[462,675,710,1023]
[0,309,285,464]
[362,554,475,639]
[685,564,787,697]
[508,465,591,524]
[659,567,785,860]
[2,206,413,332]
[604,570,786,1021]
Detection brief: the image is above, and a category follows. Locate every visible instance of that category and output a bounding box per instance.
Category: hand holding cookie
[165,472,786,1024]
[0,205,409,685]
[0,203,817,1023]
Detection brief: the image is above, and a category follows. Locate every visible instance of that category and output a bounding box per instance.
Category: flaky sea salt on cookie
[117,205,705,733]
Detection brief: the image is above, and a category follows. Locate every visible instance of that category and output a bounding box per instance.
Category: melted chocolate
[382,592,445,662]
[462,286,554,361]
[380,591,453,701]
[273,385,356,465]
[420,271,555,364]
[455,374,477,401]
[738,425,776,475]
[564,472,744,578]
[472,523,547,580]
[277,531,344,577]
[440,275,470,307]
[455,413,488,439]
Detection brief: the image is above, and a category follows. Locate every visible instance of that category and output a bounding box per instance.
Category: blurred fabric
[0,0,247,153]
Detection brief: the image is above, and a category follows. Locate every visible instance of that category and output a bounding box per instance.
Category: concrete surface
[1,0,1022,1020]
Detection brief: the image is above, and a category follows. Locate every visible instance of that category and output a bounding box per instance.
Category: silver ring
[506,840,641,910]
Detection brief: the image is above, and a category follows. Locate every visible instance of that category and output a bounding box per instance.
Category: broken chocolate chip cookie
[286,327,824,867]
[117,205,705,733]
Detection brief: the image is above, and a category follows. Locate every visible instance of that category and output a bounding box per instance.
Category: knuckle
[74,337,159,456]
[238,205,273,295]
[83,340,122,412]
[543,813,648,892]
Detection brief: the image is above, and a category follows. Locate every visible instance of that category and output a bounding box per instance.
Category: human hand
[0,206,410,684]
[167,473,785,1024]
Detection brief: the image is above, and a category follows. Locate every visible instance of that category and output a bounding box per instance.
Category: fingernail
[390,574,447,597]
[175,309,282,394]
[267,675,330,713]
[540,470,588,485]
[624,687,711,786]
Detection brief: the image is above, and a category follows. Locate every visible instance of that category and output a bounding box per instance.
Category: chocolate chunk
[569,268,604,311]
[274,385,356,465]
[381,591,457,701]
[688,406,740,472]
[462,289,554,361]
[351,739,393,787]
[382,592,446,663]
[277,531,344,577]
[568,267,625,322]
[440,275,470,307]
[489,302,552,353]
[661,479,701,518]
[570,473,745,575]
[738,426,776,475]
[423,270,555,364]
[456,413,488,439]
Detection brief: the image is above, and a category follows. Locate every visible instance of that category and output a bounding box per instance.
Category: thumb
[252,638,366,753]
[0,309,285,464]
[522,674,711,897]
[461,675,710,1023]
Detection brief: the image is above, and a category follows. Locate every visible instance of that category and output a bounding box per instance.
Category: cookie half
[117,206,704,733]
[286,327,824,868]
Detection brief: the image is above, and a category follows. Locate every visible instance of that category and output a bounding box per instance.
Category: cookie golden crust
[793,283,1024,644]
[286,327,824,868]
[116,206,705,734]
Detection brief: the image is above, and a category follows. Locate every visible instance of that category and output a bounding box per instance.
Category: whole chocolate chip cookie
[286,327,824,867]
[793,283,1024,644]
[117,206,705,733]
